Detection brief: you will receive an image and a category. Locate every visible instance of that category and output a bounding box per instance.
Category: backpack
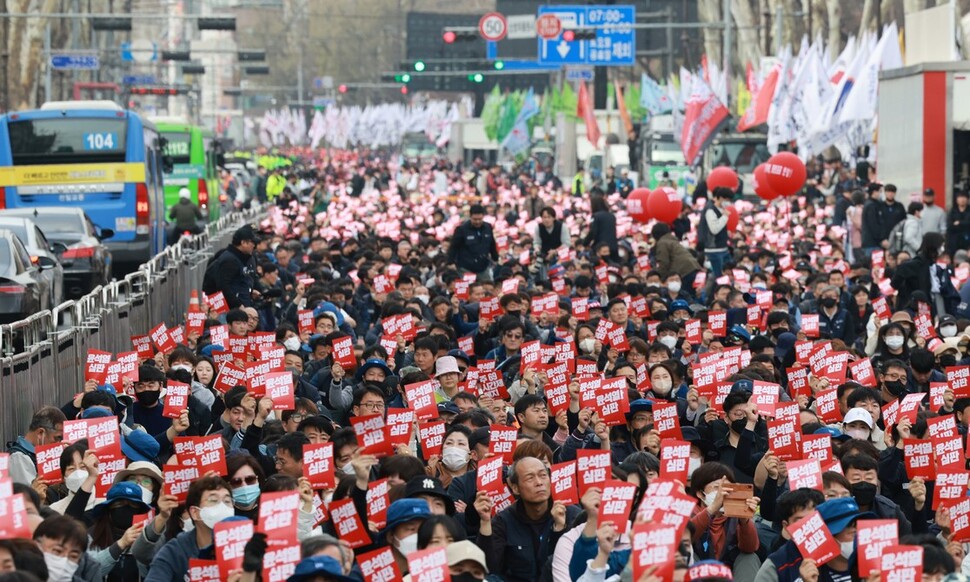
[202,249,227,294]
[887,220,906,254]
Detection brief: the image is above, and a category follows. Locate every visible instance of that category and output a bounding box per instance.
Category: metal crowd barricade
[0,205,266,439]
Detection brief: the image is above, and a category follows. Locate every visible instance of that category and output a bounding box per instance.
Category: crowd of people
[4,149,970,582]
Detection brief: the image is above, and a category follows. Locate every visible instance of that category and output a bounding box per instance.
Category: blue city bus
[0,100,166,271]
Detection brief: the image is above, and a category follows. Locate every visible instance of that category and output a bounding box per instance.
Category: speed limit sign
[479,12,508,41]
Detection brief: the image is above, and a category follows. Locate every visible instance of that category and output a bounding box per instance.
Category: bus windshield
[650,141,686,164]
[161,132,192,166]
[709,141,770,174]
[8,118,127,165]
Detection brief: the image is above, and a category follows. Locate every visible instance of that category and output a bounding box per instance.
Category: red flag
[737,63,780,131]
[577,82,601,146]
[681,75,729,165]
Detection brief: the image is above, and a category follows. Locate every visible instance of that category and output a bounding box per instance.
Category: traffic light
[398,73,411,83]
[401,86,408,95]
[493,60,505,70]
[442,28,477,43]
[413,61,426,72]
[338,84,348,93]
[562,28,596,42]
[467,73,484,83]
[442,31,456,44]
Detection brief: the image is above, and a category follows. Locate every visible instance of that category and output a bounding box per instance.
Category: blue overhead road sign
[49,55,100,70]
[537,5,635,67]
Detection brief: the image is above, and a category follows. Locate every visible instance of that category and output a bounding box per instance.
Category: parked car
[0,208,112,298]
[0,217,64,307]
[0,228,55,323]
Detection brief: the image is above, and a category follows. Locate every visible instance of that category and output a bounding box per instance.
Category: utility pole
[722,0,732,109]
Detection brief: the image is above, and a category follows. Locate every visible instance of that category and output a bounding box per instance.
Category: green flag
[481,85,503,141]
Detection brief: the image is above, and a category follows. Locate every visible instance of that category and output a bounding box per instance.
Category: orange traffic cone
[189,290,200,312]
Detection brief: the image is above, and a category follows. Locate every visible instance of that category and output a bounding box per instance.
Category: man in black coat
[447,204,498,278]
[204,225,258,308]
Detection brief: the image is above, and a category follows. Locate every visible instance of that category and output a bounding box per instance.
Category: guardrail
[0,206,265,439]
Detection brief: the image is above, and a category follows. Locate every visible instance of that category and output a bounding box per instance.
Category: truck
[638,114,690,191]
[877,61,970,209]
[702,129,771,198]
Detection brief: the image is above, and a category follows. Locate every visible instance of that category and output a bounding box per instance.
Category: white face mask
[667,281,682,294]
[140,484,153,505]
[65,469,88,494]
[840,540,854,559]
[441,447,470,471]
[941,325,958,338]
[688,456,702,478]
[885,336,905,350]
[395,532,419,556]
[652,378,673,395]
[198,503,234,529]
[579,338,596,354]
[844,428,870,441]
[171,363,193,373]
[283,337,302,351]
[659,335,678,350]
[182,517,195,532]
[415,295,430,305]
[44,553,79,582]
[704,491,718,509]
[341,462,356,476]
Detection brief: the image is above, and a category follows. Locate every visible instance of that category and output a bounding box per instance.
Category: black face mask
[109,505,140,530]
[940,355,958,368]
[851,481,878,507]
[135,390,161,407]
[730,418,748,435]
[820,297,838,309]
[884,380,907,397]
[652,310,668,321]
[451,574,484,582]
[505,310,522,319]
[770,327,789,339]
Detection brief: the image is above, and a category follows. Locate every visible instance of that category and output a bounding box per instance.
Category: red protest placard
[856,520,898,576]
[786,459,823,491]
[214,362,246,394]
[577,449,612,497]
[244,360,272,398]
[261,542,300,582]
[930,382,948,412]
[708,311,727,337]
[489,424,518,463]
[933,469,969,510]
[163,381,190,419]
[164,464,201,502]
[476,455,505,494]
[935,436,964,469]
[186,309,206,339]
[814,388,842,424]
[768,417,801,461]
[351,415,393,458]
[265,372,295,411]
[35,443,65,484]
[358,547,402,582]
[659,439,690,485]
[85,349,112,383]
[630,522,681,582]
[787,510,839,565]
[587,376,630,426]
[302,443,334,490]
[902,439,934,480]
[188,559,220,582]
[684,319,702,344]
[948,365,970,398]
[551,461,578,505]
[418,422,446,458]
[928,414,959,441]
[174,436,228,476]
[801,434,832,464]
[652,401,682,440]
[150,323,176,354]
[297,310,315,336]
[385,408,414,447]
[131,334,154,359]
[871,296,891,320]
[366,479,390,530]
[214,518,254,580]
[0,494,31,541]
[752,381,779,417]
[257,491,299,543]
[407,547,451,582]
[207,291,228,314]
[330,498,371,548]
[597,480,637,534]
[331,335,356,370]
[848,358,877,387]
[480,296,501,322]
[801,314,820,338]
[404,380,438,422]
[880,545,923,581]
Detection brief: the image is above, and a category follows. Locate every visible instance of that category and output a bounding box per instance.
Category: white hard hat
[178,187,191,200]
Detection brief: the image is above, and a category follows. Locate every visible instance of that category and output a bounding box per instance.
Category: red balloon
[626,188,652,223]
[707,166,739,191]
[753,164,782,201]
[726,205,739,232]
[764,152,807,197]
[646,187,683,224]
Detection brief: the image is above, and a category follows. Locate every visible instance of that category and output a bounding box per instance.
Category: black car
[0,228,55,323]
[0,208,112,298]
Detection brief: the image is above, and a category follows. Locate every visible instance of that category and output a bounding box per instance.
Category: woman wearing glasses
[225,453,267,521]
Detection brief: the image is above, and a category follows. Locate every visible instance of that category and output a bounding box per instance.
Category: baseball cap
[843,407,874,429]
[817,497,875,535]
[88,482,151,518]
[287,555,355,582]
[446,540,488,573]
[122,430,161,464]
[404,476,455,515]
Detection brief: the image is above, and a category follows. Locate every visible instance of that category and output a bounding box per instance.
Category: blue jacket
[143,530,212,582]
[818,307,854,345]
[569,532,630,580]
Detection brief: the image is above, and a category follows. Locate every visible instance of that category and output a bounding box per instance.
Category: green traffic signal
[468,73,484,83]
[494,61,504,70]
[414,61,426,72]
[402,73,411,83]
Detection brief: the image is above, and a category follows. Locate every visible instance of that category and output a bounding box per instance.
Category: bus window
[8,118,127,164]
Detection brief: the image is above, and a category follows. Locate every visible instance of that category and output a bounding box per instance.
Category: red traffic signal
[562,29,574,42]
[443,30,456,44]
[400,86,408,95]
[338,84,348,93]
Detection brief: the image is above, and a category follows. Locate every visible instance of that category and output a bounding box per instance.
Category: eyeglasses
[358,401,385,411]
[230,475,259,487]
[127,476,154,489]
[457,367,467,373]
[882,373,905,381]
[288,413,305,423]
[505,333,523,340]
